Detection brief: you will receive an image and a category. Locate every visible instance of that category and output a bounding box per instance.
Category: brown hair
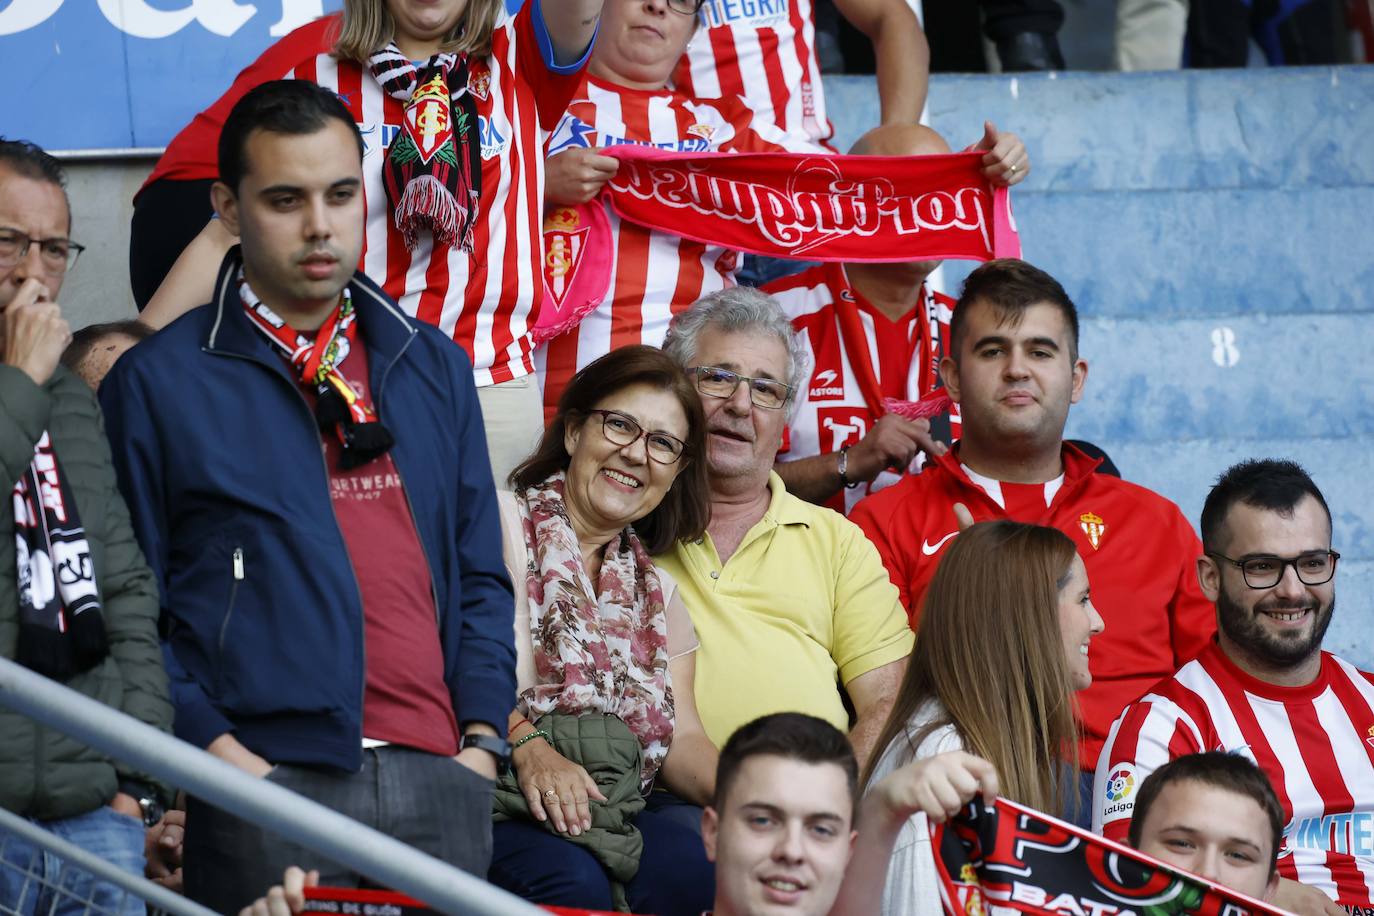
[510,345,710,554]
[716,713,858,812]
[950,258,1080,361]
[860,521,1081,816]
[333,0,503,62]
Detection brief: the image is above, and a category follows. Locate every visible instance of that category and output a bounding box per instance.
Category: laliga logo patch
[1100,764,1137,822]
[1079,511,1106,549]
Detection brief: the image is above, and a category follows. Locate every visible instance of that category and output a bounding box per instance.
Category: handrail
[0,656,541,916]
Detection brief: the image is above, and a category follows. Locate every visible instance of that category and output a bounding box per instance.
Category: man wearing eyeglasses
[0,138,173,914]
[1095,459,1373,916]
[657,286,913,768]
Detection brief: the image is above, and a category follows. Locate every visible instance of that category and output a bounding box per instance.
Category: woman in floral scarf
[492,345,717,914]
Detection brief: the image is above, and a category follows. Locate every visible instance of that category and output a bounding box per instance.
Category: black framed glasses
[665,0,706,15]
[1207,550,1340,589]
[0,228,85,274]
[687,366,793,410]
[588,409,687,464]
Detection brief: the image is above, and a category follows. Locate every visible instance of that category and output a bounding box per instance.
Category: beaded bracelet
[513,729,551,750]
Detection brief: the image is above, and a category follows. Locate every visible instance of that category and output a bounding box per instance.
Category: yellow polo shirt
[656,472,914,747]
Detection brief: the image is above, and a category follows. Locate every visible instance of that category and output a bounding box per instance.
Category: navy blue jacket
[101,251,515,771]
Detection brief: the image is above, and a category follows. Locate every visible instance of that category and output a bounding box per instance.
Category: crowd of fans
[1,0,1370,915]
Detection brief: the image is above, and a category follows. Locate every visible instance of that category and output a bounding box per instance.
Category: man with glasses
[658,286,913,767]
[1096,459,1372,916]
[0,137,173,914]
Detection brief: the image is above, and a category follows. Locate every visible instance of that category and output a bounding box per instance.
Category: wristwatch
[460,733,512,773]
[118,779,165,827]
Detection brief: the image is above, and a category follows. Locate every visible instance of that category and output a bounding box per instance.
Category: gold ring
[544,789,558,799]
[1009,164,1020,174]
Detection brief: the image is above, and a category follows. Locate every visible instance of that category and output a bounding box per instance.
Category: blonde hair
[334,0,504,61]
[860,521,1081,816]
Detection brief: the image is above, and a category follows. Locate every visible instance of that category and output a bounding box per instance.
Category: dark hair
[715,713,858,811]
[1200,459,1331,554]
[1128,752,1285,876]
[218,80,363,191]
[510,345,710,554]
[950,258,1079,361]
[0,138,70,228]
[61,320,154,373]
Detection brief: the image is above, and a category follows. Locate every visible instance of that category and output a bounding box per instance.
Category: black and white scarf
[12,432,107,680]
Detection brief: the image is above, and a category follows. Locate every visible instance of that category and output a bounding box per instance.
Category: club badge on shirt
[1079,511,1106,549]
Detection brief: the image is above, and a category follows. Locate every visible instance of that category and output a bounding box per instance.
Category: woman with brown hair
[861,519,1104,916]
[490,344,716,914]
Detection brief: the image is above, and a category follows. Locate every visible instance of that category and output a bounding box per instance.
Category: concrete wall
[59,65,1374,666]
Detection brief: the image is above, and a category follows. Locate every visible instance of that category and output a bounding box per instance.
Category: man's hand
[964,121,1030,187]
[545,148,620,206]
[238,866,319,916]
[207,733,273,778]
[454,745,499,781]
[869,751,999,827]
[1273,878,1346,916]
[3,280,70,385]
[144,809,185,891]
[848,414,947,482]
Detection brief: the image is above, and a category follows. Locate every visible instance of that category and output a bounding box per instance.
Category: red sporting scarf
[600,146,1020,263]
[933,796,1288,916]
[239,278,394,469]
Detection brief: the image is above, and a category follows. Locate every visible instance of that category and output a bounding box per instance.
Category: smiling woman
[490,345,718,915]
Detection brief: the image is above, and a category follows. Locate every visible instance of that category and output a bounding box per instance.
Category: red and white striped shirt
[535,76,818,416]
[767,262,958,514]
[672,0,833,147]
[1094,641,1374,907]
[141,5,586,386]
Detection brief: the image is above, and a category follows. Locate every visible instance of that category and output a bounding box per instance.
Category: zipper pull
[232,547,245,581]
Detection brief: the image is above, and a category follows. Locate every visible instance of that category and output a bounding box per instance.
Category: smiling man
[658,287,913,768]
[100,81,515,912]
[849,258,1214,821]
[1096,459,1374,916]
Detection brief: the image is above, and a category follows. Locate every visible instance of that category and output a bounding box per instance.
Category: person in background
[101,81,515,912]
[1096,459,1371,916]
[658,287,913,767]
[59,319,152,391]
[490,346,716,915]
[860,520,1102,914]
[129,0,605,483]
[1128,752,1283,903]
[0,137,173,916]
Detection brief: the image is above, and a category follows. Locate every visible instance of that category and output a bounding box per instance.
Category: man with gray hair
[658,287,913,767]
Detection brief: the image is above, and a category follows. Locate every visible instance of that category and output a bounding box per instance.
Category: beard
[1216,585,1334,668]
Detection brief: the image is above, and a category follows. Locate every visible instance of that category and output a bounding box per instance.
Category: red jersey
[767,262,959,515]
[535,76,817,416]
[849,445,1216,768]
[672,0,833,146]
[140,5,587,386]
[1094,642,1374,907]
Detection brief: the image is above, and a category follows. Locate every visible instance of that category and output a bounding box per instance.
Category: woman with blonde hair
[131,0,603,480]
[861,519,1104,916]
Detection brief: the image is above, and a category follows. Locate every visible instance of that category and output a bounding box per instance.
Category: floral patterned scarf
[516,472,675,787]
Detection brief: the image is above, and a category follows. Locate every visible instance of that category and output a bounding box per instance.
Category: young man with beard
[1095,459,1372,916]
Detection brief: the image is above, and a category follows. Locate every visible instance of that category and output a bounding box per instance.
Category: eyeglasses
[687,366,793,410]
[587,409,687,464]
[0,228,85,274]
[665,0,706,15]
[1207,550,1340,589]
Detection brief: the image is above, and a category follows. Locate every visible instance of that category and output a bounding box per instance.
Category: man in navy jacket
[101,81,516,912]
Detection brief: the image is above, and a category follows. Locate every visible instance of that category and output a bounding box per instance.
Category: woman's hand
[513,738,607,836]
[545,148,621,206]
[870,751,1000,826]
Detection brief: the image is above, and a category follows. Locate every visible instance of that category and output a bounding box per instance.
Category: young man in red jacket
[849,258,1214,823]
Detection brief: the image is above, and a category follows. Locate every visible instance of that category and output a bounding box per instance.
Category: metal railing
[0,656,542,916]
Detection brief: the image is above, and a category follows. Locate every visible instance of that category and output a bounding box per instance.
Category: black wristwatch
[118,779,165,827]
[460,733,512,773]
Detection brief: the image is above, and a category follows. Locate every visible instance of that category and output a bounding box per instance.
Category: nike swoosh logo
[921,531,958,556]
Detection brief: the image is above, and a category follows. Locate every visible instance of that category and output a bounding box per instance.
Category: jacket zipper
[216,547,245,656]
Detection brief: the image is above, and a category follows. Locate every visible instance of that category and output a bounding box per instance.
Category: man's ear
[939,355,961,404]
[701,805,720,862]
[1069,357,1088,405]
[1196,553,1221,602]
[209,181,241,239]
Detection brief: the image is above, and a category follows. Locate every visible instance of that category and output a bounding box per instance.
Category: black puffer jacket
[0,363,172,819]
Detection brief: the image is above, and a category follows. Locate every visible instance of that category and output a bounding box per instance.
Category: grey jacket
[0,363,172,820]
